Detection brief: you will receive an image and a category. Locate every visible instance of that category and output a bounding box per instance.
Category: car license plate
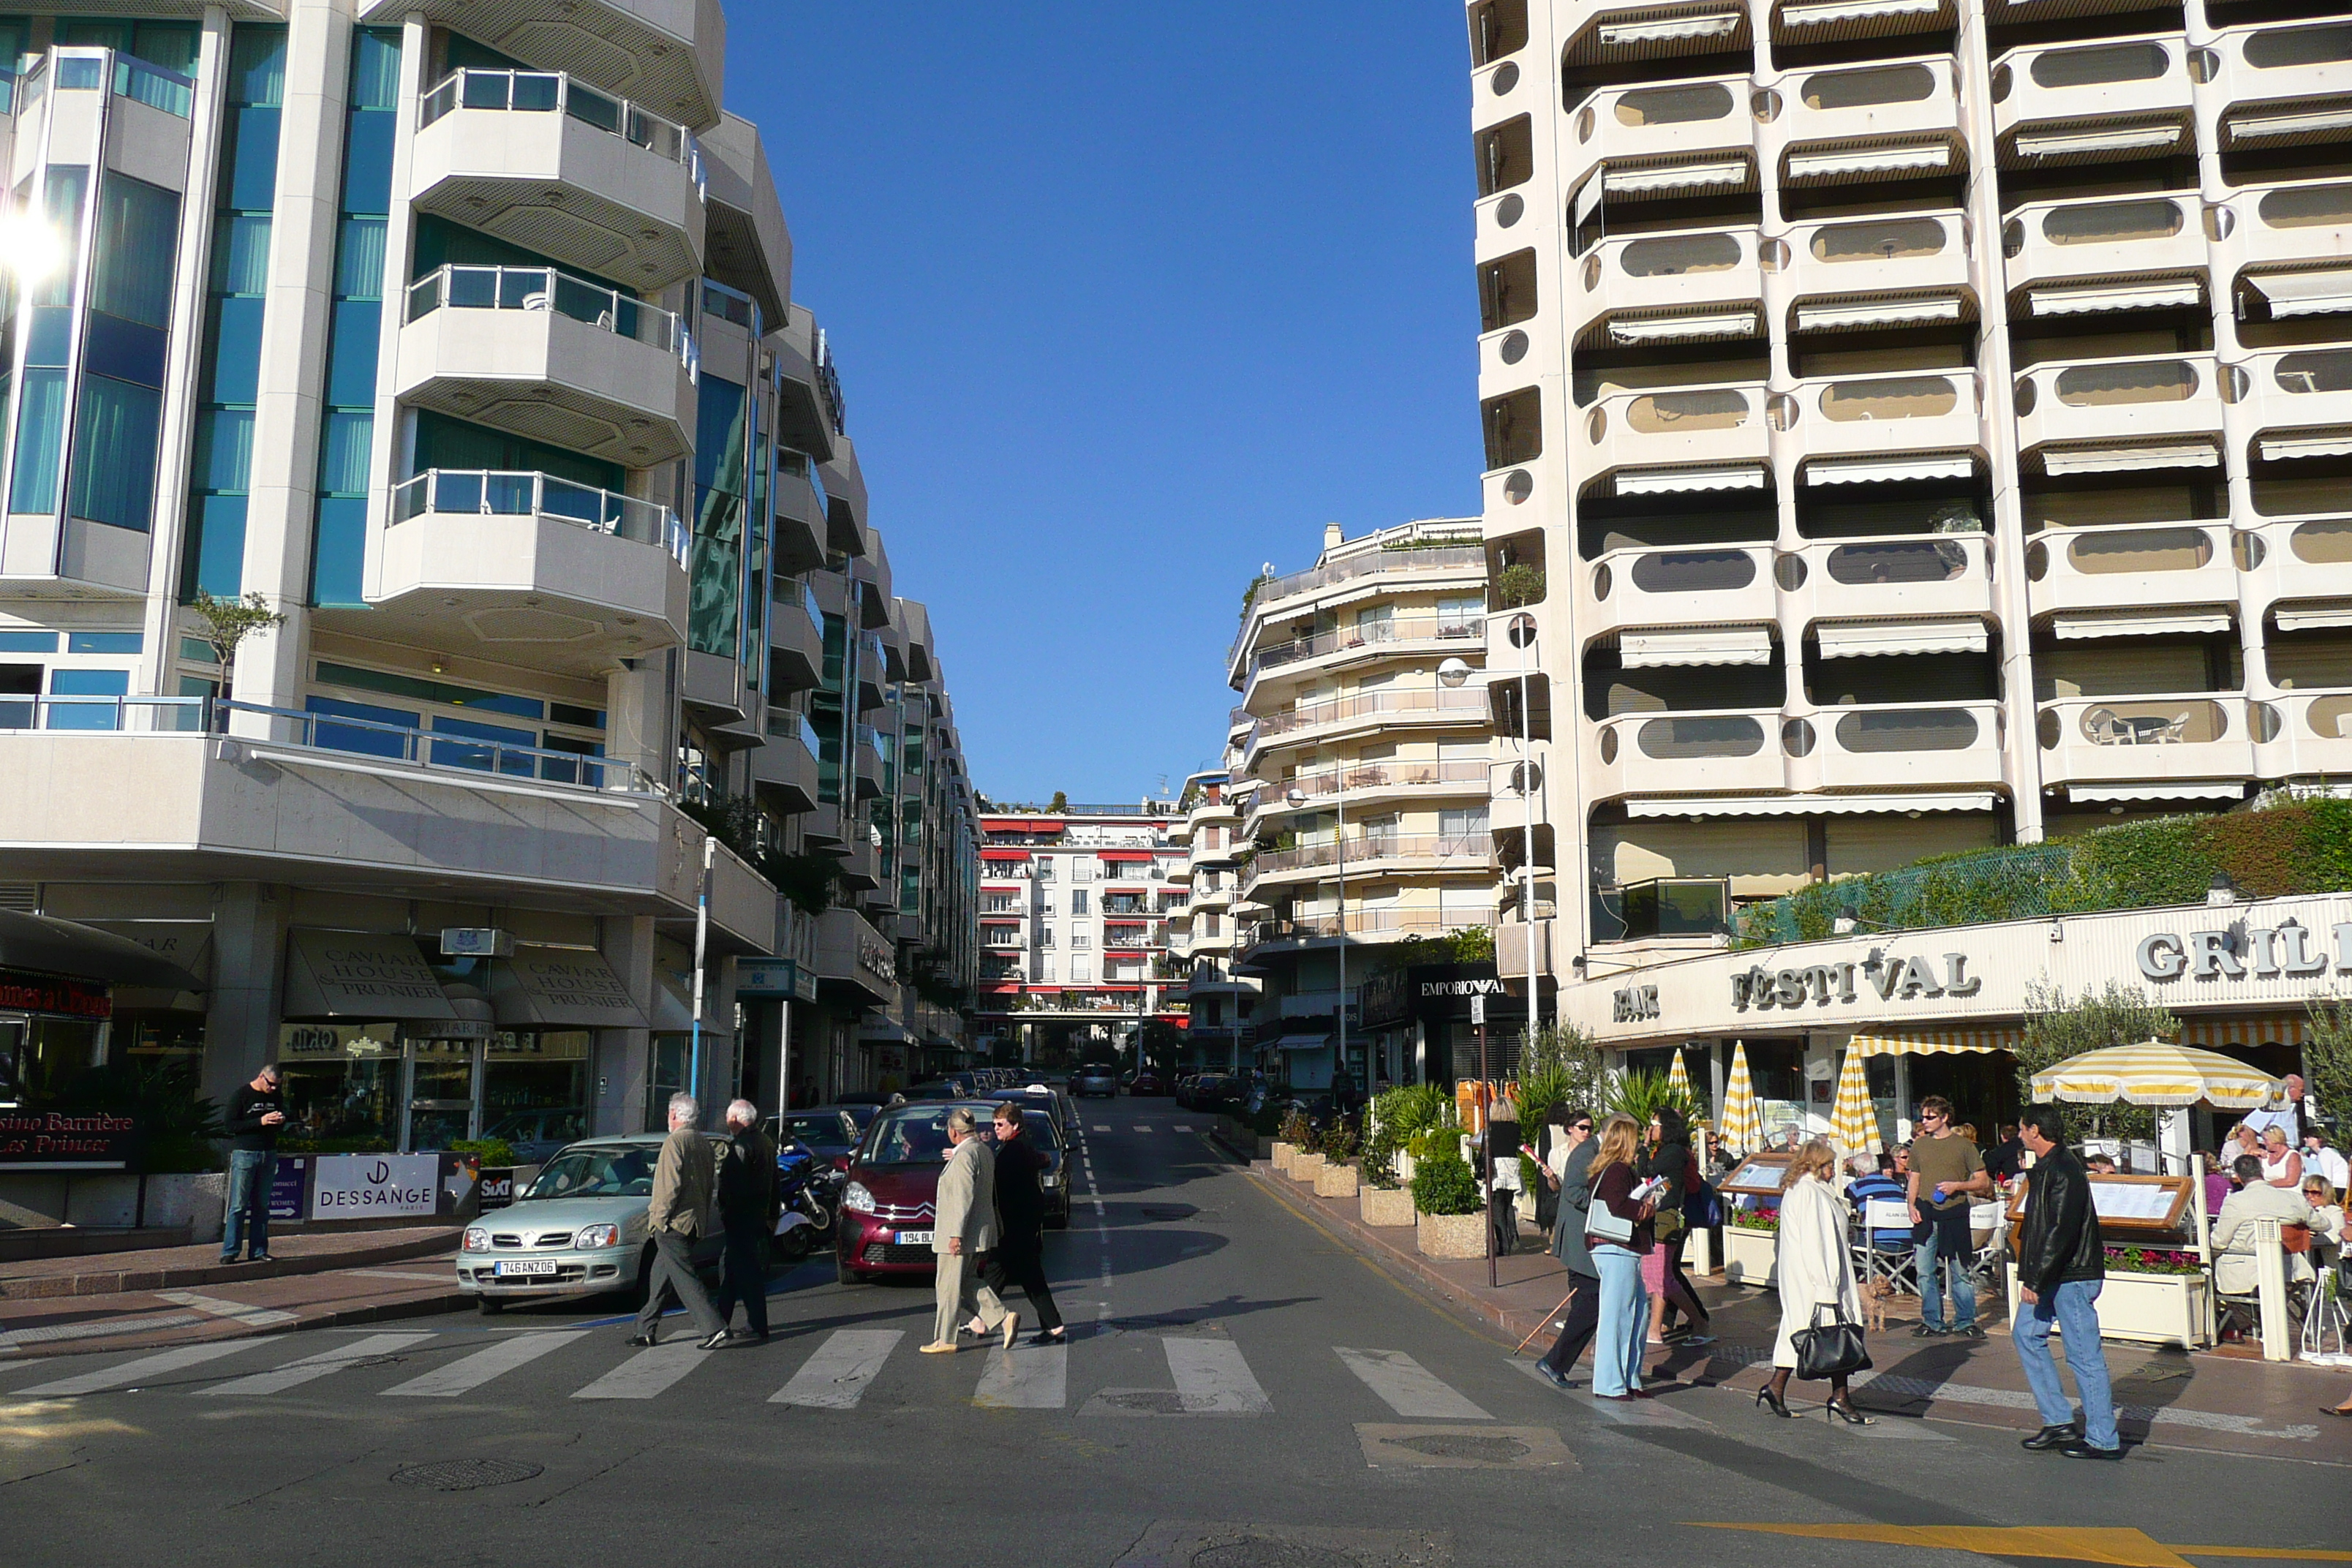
[894,1229,932,1246]
[493,1259,559,1277]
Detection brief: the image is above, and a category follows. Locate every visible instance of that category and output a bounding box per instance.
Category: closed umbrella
[1667,1048,1691,1096]
[1828,1048,1880,1158]
[2029,1040,2277,1109]
[1719,1041,1763,1153]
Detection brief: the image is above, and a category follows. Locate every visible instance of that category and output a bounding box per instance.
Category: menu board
[1719,1151,1796,1197]
[2004,1172,2191,1235]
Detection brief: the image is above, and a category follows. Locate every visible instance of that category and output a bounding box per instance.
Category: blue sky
[729,4,1481,804]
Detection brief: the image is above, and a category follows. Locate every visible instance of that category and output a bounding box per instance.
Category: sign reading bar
[310,1153,440,1218]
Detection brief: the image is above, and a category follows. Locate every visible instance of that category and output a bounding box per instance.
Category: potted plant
[1723,1207,1779,1288]
[1411,1147,1485,1259]
[1313,1120,1360,1199]
[1278,1109,1321,1181]
[2003,1245,2212,1349]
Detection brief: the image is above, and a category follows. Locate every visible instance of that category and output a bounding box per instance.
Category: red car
[835,1099,1018,1283]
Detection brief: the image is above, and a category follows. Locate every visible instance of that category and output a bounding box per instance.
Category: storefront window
[647,1033,688,1126]
[276,1022,399,1148]
[484,1030,589,1153]
[0,1015,106,1104]
[404,1036,476,1150]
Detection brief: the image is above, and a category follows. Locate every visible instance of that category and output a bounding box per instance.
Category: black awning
[0,909,208,991]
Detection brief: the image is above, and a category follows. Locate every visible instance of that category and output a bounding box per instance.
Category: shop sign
[1730,951,1982,1011]
[269,1156,309,1221]
[284,931,456,1019]
[736,958,818,1002]
[0,968,110,1019]
[402,1019,494,1043]
[2135,919,2352,984]
[277,1021,398,1058]
[310,1153,440,1218]
[859,929,896,987]
[0,1109,139,1169]
[1613,983,1660,1022]
[478,1167,519,1211]
[440,927,513,958]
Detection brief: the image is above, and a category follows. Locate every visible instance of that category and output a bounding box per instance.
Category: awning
[1845,1028,2019,1058]
[0,909,207,991]
[1605,159,1748,196]
[2228,103,2352,145]
[2051,608,2231,639]
[1610,309,1759,343]
[2275,600,2352,633]
[2068,783,2245,804]
[1275,1033,1335,1053]
[282,930,456,1021]
[1782,0,1937,23]
[2177,1016,2308,1049]
[1616,464,1768,495]
[1787,143,1949,181]
[2043,440,2219,475]
[979,848,1030,861]
[1598,12,1741,47]
[489,946,650,1029]
[2029,279,2202,317]
[1620,625,1774,668]
[1803,452,1972,486]
[1814,617,1986,659]
[2259,429,2352,462]
[1625,791,1994,818]
[1795,295,1961,332]
[1099,850,1156,862]
[2017,125,2183,159]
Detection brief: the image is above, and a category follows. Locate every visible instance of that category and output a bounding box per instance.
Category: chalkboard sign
[2005,1172,2191,1235]
[1719,1151,1797,1198]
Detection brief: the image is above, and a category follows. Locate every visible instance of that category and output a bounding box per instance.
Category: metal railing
[0,696,210,732]
[404,263,698,377]
[1250,686,1489,744]
[1250,617,1485,677]
[1248,832,1495,878]
[391,469,688,566]
[419,67,704,197]
[1233,544,1487,661]
[1258,758,1490,807]
[1240,908,1465,945]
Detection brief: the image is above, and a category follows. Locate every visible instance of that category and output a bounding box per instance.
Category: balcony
[2209,20,2352,153]
[1237,906,1458,957]
[1574,225,1763,348]
[1784,372,1983,483]
[1245,614,1487,694]
[2253,515,2352,611]
[1990,35,2193,165]
[363,0,725,130]
[1773,57,1964,188]
[2036,695,2254,798]
[2258,688,2352,780]
[2012,353,2223,475]
[1586,542,1776,634]
[1782,211,1971,333]
[2001,193,2206,319]
[1581,382,1769,497]
[1246,758,1492,830]
[853,723,884,801]
[1566,75,1752,199]
[772,461,829,573]
[1792,532,1996,629]
[752,710,820,814]
[368,470,687,678]
[1791,701,2005,791]
[398,264,698,467]
[1587,709,1787,800]
[1244,832,1496,892]
[1243,687,1490,764]
[768,578,823,693]
[1235,544,1486,666]
[410,69,704,292]
[2024,523,2238,623]
[2242,348,2352,467]
[1767,0,1954,49]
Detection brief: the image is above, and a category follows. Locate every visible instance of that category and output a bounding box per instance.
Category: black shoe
[1027,1332,1066,1348]
[1756,1384,1795,1418]
[1911,1323,1947,1338]
[2058,1438,2124,1461]
[247,1253,274,1264]
[2021,1422,2081,1451]
[1952,1323,1986,1341]
[698,1330,733,1351]
[1658,1323,1690,1343]
[626,1335,657,1347]
[216,1256,238,1266]
[1825,1398,1877,1426]
[733,1329,769,1344]
[1534,1360,1573,1390]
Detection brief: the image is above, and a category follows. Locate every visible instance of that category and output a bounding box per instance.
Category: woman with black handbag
[1760,1137,1876,1425]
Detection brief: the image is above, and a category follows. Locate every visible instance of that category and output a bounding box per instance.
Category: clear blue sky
[728,4,1481,804]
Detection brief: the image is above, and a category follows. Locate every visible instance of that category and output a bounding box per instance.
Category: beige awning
[2275,600,2352,633]
[1605,160,1748,196]
[1845,1028,2018,1057]
[1787,143,1949,181]
[1611,310,1758,343]
[1616,464,1768,496]
[1624,791,1993,818]
[1795,295,1960,332]
[2051,608,2231,639]
[2178,1015,2309,1049]
[2259,429,2352,462]
[282,930,456,1021]
[2030,279,2201,317]
[1814,617,1986,659]
[2228,103,2352,145]
[2249,268,2352,319]
[2068,782,2246,804]
[1599,12,1741,47]
[1804,453,1972,486]
[489,946,650,1029]
[2017,125,2183,159]
[2043,440,2219,475]
[1620,625,1774,668]
[1782,0,1937,23]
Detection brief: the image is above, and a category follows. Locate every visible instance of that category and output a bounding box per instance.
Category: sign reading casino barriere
[1576,893,2352,1043]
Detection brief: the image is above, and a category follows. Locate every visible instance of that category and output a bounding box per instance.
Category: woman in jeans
[1585,1113,1659,1400]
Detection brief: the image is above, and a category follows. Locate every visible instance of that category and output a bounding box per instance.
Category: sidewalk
[0,1227,464,1358]
[1241,1154,2352,1465]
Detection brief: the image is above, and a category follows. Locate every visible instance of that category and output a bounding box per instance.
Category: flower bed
[2005,1262,2212,1349]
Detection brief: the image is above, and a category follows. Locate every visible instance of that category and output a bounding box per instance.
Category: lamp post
[1286,780,1345,1098]
[1442,619,1539,1063]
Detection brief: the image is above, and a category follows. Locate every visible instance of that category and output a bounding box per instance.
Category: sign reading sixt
[1731,950,1982,1011]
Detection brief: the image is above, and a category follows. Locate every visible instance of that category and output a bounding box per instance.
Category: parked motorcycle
[772,1138,843,1260]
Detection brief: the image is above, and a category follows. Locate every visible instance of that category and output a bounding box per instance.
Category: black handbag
[1792,1302,1873,1382]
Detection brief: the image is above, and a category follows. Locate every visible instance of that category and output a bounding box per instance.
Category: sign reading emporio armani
[1731,951,1983,1012]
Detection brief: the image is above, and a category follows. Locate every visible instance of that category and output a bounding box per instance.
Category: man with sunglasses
[1909,1096,1991,1339]
[1532,1110,1599,1389]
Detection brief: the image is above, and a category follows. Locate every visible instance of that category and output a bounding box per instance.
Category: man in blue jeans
[2013,1104,2121,1460]
[1907,1095,1989,1338]
[220,1063,285,1264]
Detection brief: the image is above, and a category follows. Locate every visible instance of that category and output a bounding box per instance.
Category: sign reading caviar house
[0,968,111,1019]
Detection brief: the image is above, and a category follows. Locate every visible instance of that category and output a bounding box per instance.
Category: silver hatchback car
[456,1134,720,1313]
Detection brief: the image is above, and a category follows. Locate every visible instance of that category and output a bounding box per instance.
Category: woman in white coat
[1759,1138,1876,1424]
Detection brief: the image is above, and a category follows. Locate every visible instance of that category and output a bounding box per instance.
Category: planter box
[1361,1186,1415,1227]
[1270,1140,1297,1174]
[1291,1153,1327,1183]
[1254,1136,1274,1161]
[1418,1210,1485,1259]
[2004,1263,2211,1349]
[143,1172,227,1242]
[1315,1162,1360,1199]
[1723,1224,1778,1289]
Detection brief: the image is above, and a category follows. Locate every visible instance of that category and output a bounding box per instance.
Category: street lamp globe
[1284,787,1306,809]
[1436,657,1473,689]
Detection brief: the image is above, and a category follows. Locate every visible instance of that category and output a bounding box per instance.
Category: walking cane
[1514,1279,1583,1357]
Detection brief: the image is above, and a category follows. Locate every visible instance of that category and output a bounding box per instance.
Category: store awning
[1620,625,1774,668]
[2248,267,2352,319]
[1100,851,1156,862]
[2178,1016,2308,1049]
[2029,279,2202,317]
[1846,1028,2019,1058]
[1275,1033,1335,1053]
[1599,12,1740,46]
[489,946,650,1029]
[1610,310,1759,344]
[282,930,455,1020]
[2043,440,2219,475]
[979,848,1030,860]
[1803,452,1972,486]
[1626,791,1993,818]
[2068,782,2246,804]
[2259,429,2352,462]
[1814,617,1986,659]
[1787,143,1949,181]
[1795,295,1961,332]
[2276,601,2352,633]
[1616,464,1767,496]
[1782,0,1937,25]
[2051,608,2232,639]
[0,909,206,991]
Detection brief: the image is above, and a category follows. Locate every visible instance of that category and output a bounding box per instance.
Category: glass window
[309,495,369,607]
[69,376,163,530]
[30,166,88,312]
[430,713,535,775]
[82,312,168,388]
[90,175,181,327]
[319,410,372,494]
[183,495,247,599]
[0,631,58,652]
[48,666,128,731]
[9,367,67,512]
[323,300,380,404]
[67,632,140,654]
[203,297,266,403]
[483,1031,589,1156]
[213,214,273,296]
[306,694,417,758]
[229,24,287,108]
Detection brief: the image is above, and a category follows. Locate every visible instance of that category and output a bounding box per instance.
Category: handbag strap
[1809,1301,1855,1330]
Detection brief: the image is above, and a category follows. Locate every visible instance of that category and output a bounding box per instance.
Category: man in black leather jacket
[2013,1105,2120,1460]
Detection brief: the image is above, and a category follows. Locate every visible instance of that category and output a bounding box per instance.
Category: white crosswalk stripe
[1335,1348,1492,1420]
[1165,1337,1270,1414]
[201,1333,431,1397]
[15,1338,270,1396]
[571,1339,711,1401]
[1132,1125,1153,1133]
[973,1341,1067,1409]
[1090,1124,1109,1132]
[1172,1123,1194,1132]
[772,1329,902,1409]
[382,1331,587,1398]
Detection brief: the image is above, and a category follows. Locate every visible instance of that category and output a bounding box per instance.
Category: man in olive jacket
[921,1109,1014,1353]
[630,1093,729,1350]
[2013,1104,2119,1460]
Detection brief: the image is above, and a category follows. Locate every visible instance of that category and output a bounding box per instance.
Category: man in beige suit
[630,1092,730,1350]
[922,1108,1017,1353]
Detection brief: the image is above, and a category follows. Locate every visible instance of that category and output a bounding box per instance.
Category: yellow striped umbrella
[2029,1039,2279,1109]
[1828,1048,1880,1158]
[1667,1048,1691,1097]
[1719,1041,1763,1153]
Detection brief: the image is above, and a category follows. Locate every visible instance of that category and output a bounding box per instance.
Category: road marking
[201,1333,431,1397]
[1578,1390,1715,1430]
[344,1269,461,1284]
[15,1338,269,1395]
[973,1341,1067,1409]
[1690,1525,2352,1567]
[0,1313,208,1350]
[381,1330,587,1397]
[1335,1347,1492,1420]
[772,1330,902,1409]
[571,1339,710,1400]
[1165,1337,1270,1414]
[1132,1125,1153,1133]
[155,1290,299,1328]
[1853,1367,2318,1441]
[1172,1124,1194,1132]
[1090,1124,1109,1132]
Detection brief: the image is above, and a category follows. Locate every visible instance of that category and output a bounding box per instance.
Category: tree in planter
[1316,1118,1360,1163]
[1409,1147,1481,1216]
[1277,1107,1315,1147]
[2016,980,2178,1145]
[189,589,284,728]
[2307,995,2352,1133]
[1604,1067,1697,1128]
[1523,1021,1605,1126]
[1494,563,1545,609]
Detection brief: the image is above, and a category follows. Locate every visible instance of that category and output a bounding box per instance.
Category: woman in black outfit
[1640,1105,1713,1343]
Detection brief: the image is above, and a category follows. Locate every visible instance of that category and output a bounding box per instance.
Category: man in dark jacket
[712,1099,780,1343]
[219,1063,285,1264]
[2013,1104,2119,1460]
[980,1103,1065,1346]
[1534,1109,1598,1389]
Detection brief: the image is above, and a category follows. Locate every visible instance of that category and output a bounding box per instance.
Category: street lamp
[1441,619,1539,1060]
[1286,780,1346,1098]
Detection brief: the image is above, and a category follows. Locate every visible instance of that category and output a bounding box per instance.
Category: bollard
[2253,1215,2292,1363]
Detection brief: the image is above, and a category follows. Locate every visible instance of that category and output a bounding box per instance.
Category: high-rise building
[0,3,977,1148]
[1166,767,1259,1074]
[1467,0,2352,1000]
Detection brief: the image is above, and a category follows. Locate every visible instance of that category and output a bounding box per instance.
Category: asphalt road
[4,1101,2348,1568]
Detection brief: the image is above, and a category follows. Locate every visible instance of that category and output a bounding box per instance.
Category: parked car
[987,1085,1076,1156]
[1071,1063,1119,1098]
[456,1135,720,1313]
[837,1099,1029,1283]
[1131,1070,1166,1096]
[767,1106,869,1171]
[481,1107,588,1166]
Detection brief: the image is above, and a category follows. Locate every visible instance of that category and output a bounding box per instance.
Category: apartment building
[1226,521,1503,1090]
[973,801,1188,1063]
[1466,0,2352,1003]
[0,2,976,1151]
[1165,766,1259,1072]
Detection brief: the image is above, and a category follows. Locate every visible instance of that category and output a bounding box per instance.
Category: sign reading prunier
[490,947,650,1028]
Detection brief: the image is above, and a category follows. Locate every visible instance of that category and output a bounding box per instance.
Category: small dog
[1861,1278,1893,1335]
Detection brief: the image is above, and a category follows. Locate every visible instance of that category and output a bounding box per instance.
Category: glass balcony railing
[391,469,688,566]
[404,263,698,375]
[1591,878,1730,943]
[419,68,704,197]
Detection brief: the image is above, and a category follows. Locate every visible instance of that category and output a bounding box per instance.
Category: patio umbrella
[1828,1048,1881,1158]
[1719,1041,1763,1153]
[2029,1040,2278,1109]
[1667,1047,1692,1096]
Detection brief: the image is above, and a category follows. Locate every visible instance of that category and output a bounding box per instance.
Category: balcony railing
[1251,616,1485,677]
[1233,544,1486,661]
[0,695,211,733]
[404,263,698,373]
[1251,832,1495,878]
[1264,758,1492,804]
[420,67,704,196]
[1251,687,1490,743]
[391,469,688,566]
[1240,908,1463,944]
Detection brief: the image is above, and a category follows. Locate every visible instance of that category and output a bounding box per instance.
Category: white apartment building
[1165,766,1259,1072]
[1467,0,2352,1001]
[0,1,978,1164]
[974,801,1188,1063]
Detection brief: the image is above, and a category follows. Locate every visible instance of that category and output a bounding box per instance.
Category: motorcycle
[772,1138,843,1261]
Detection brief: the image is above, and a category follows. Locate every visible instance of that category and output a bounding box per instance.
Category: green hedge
[1736,797,2352,947]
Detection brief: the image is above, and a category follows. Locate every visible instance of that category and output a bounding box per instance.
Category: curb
[1,1282,470,1360]
[1,1228,462,1300]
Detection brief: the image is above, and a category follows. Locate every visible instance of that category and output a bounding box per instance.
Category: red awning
[1098,850,1156,862]
[979,848,1030,860]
